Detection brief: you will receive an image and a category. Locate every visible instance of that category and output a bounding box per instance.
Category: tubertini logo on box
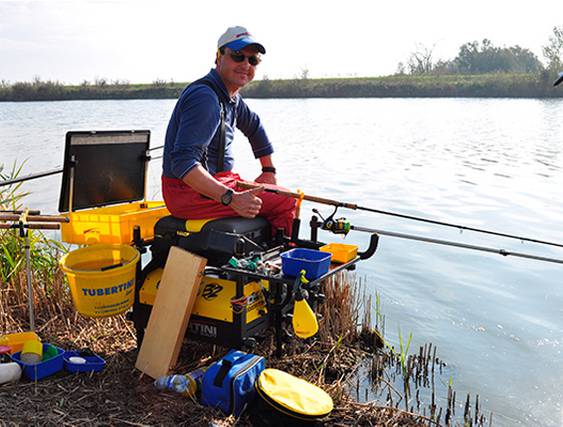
[80,279,134,297]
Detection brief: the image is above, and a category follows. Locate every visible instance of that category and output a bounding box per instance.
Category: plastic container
[60,201,169,245]
[280,248,332,281]
[11,344,64,381]
[60,244,139,318]
[20,340,43,365]
[0,331,40,354]
[42,344,60,361]
[320,243,358,264]
[63,351,106,373]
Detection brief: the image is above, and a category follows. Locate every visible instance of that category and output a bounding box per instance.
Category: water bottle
[154,369,205,398]
[0,362,22,384]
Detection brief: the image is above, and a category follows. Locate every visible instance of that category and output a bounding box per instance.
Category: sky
[1,0,562,85]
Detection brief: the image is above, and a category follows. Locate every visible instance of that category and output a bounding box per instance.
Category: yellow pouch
[255,368,333,420]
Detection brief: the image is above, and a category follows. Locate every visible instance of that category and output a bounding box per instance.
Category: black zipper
[229,355,263,414]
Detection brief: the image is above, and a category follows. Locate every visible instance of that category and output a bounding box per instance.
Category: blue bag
[201,349,265,416]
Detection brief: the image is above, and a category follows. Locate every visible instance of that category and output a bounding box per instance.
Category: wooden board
[135,246,207,379]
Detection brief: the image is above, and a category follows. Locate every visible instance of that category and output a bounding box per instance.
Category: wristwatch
[220,189,234,206]
[262,166,276,174]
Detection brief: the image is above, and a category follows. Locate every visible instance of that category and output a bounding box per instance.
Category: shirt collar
[208,69,237,104]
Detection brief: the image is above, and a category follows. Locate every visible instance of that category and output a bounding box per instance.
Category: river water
[1,98,563,426]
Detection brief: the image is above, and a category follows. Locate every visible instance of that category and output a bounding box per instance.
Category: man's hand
[255,172,277,185]
[231,186,264,218]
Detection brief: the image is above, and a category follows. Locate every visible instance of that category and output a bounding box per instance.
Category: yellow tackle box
[61,201,168,245]
[58,130,168,245]
[320,243,358,264]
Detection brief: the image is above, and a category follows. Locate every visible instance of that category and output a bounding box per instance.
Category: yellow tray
[61,201,169,245]
[320,243,358,264]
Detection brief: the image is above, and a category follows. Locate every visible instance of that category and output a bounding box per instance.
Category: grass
[0,162,71,332]
[1,72,561,101]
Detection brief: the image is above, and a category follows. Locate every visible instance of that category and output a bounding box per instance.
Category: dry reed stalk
[318,271,359,345]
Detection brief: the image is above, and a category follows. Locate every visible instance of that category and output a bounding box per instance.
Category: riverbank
[1,72,561,102]
[0,184,486,425]
[0,267,487,426]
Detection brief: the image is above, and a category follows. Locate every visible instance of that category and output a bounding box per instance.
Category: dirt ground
[0,314,431,427]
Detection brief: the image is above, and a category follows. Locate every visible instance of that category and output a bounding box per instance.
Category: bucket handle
[101,262,123,271]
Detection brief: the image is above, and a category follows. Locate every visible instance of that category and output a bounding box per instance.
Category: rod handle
[0,223,61,230]
[0,214,69,223]
[0,209,41,215]
[236,181,358,209]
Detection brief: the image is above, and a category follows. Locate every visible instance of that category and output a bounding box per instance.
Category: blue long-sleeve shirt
[162,69,273,179]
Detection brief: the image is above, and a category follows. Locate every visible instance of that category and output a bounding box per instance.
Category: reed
[317,270,360,345]
[0,163,73,332]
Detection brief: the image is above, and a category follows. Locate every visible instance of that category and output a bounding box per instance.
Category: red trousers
[162,172,297,235]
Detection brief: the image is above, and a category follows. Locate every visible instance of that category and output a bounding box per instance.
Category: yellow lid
[257,369,333,417]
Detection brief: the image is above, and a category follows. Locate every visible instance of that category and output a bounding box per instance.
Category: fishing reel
[312,207,350,235]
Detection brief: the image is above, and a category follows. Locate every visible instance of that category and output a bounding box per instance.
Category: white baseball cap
[217,26,266,54]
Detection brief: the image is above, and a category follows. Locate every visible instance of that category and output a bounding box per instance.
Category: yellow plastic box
[61,201,169,245]
[0,331,40,353]
[320,243,358,264]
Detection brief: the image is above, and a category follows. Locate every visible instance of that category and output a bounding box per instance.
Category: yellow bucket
[60,244,140,318]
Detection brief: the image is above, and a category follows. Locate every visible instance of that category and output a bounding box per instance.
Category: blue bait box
[11,344,65,381]
[64,350,106,373]
[281,248,332,280]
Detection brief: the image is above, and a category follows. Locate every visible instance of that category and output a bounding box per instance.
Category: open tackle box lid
[58,130,151,213]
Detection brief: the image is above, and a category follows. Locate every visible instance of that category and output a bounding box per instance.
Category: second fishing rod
[237,181,563,251]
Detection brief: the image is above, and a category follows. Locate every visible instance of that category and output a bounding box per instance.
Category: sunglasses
[229,51,261,66]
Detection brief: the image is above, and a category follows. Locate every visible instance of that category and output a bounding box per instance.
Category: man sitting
[162,26,296,236]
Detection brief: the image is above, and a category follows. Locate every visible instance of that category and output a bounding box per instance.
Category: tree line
[398,26,563,76]
[0,77,181,102]
[1,26,562,101]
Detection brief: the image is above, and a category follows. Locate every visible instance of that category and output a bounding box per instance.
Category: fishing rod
[237,182,563,250]
[307,209,563,264]
[308,209,563,265]
[0,144,165,188]
[349,224,563,265]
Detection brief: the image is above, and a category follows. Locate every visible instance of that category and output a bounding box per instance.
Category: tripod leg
[25,233,35,331]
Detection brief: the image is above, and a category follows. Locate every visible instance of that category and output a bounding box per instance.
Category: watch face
[221,189,233,206]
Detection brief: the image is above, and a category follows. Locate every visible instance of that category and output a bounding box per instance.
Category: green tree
[454,39,542,73]
[542,26,563,71]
